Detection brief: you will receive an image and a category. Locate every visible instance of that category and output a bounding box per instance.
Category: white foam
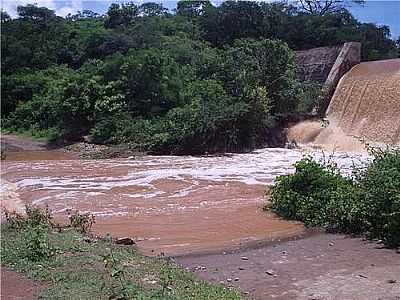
[1,147,369,216]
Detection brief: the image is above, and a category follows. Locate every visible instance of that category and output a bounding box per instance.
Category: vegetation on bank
[2,1,399,153]
[268,147,400,248]
[1,206,241,300]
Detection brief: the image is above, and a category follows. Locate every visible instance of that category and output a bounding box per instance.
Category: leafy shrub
[5,37,298,154]
[4,205,53,230]
[3,210,26,229]
[358,148,400,247]
[269,148,400,247]
[25,205,54,227]
[68,210,96,234]
[295,82,323,115]
[22,225,53,261]
[270,158,365,231]
[4,205,54,261]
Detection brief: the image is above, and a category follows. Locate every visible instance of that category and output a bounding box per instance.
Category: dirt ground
[1,267,43,300]
[176,232,400,300]
[1,135,47,152]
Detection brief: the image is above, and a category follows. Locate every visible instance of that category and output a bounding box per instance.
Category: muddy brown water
[1,148,367,256]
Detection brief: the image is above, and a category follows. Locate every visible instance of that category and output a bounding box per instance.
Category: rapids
[1,148,367,255]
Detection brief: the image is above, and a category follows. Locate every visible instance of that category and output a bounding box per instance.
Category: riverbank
[2,144,367,256]
[1,133,142,160]
[2,134,399,299]
[176,232,400,300]
[0,211,241,300]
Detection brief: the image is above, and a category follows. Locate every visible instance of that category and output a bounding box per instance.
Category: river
[1,146,367,256]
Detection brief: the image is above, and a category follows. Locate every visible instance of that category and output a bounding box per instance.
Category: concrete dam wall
[295,42,362,113]
[326,58,400,144]
[292,44,399,149]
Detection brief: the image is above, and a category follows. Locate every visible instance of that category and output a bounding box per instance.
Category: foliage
[294,82,324,114]
[3,205,54,261]
[297,0,365,15]
[4,205,53,230]
[68,210,96,234]
[269,148,400,247]
[22,225,53,262]
[1,206,241,299]
[199,1,398,60]
[358,148,400,247]
[2,2,398,153]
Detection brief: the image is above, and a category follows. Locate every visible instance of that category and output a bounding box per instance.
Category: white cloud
[1,0,83,17]
[57,0,82,16]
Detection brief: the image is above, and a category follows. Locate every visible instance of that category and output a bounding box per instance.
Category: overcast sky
[2,0,399,38]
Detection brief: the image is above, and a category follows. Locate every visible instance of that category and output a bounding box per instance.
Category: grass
[1,208,242,300]
[2,128,50,143]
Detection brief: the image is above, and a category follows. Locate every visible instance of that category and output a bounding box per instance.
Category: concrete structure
[295,42,362,113]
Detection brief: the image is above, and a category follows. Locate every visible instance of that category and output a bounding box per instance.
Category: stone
[115,237,136,245]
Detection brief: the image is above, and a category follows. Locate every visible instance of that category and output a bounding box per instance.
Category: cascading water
[1,147,367,255]
[288,58,400,151]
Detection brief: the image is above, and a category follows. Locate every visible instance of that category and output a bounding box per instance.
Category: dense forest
[2,1,399,154]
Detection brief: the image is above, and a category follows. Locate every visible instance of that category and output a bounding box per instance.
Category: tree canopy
[1,1,398,153]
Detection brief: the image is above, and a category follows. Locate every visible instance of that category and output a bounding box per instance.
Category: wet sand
[177,233,400,300]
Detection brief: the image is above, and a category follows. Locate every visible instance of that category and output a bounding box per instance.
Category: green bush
[4,205,54,261]
[68,210,96,234]
[5,37,298,154]
[269,148,400,247]
[358,148,400,247]
[4,205,53,230]
[22,225,53,262]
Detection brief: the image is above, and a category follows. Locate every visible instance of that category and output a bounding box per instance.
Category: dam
[291,45,400,151]
[326,58,400,144]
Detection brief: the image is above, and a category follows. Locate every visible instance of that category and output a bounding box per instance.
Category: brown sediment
[94,203,303,256]
[1,134,76,161]
[4,150,76,161]
[287,120,367,153]
[0,154,310,257]
[0,138,366,256]
[1,134,47,152]
[287,120,325,144]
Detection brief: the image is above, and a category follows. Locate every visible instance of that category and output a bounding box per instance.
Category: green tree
[298,0,365,15]
[176,0,212,18]
[104,2,139,28]
[138,2,168,17]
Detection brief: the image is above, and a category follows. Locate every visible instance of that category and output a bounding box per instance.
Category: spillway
[326,58,400,144]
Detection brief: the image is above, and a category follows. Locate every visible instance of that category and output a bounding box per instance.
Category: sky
[1,0,399,38]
